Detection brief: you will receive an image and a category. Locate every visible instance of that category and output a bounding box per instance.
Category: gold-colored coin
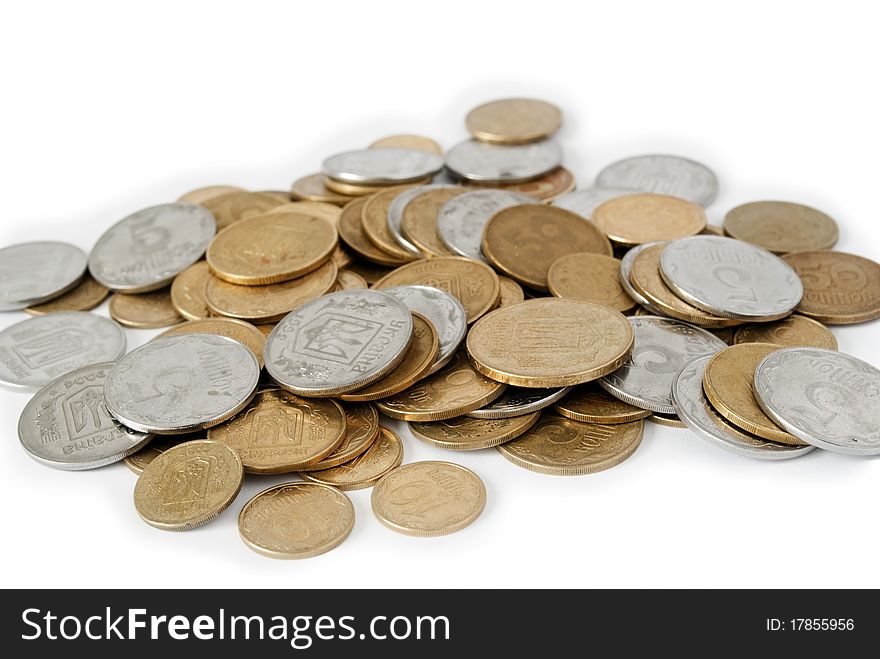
[178,184,246,205]
[409,411,540,451]
[466,97,562,144]
[208,389,346,473]
[123,437,179,474]
[371,461,486,536]
[156,317,267,368]
[702,343,807,445]
[496,275,525,308]
[733,315,837,350]
[648,413,687,429]
[25,274,109,315]
[724,201,838,253]
[497,414,644,475]
[326,175,433,197]
[553,383,651,424]
[376,350,506,421]
[204,259,337,323]
[330,244,354,270]
[370,134,443,154]
[300,427,403,491]
[372,256,500,322]
[548,252,636,312]
[471,167,575,202]
[256,323,276,336]
[482,205,612,291]
[346,260,394,284]
[290,173,354,206]
[134,440,243,531]
[466,298,634,387]
[702,224,725,236]
[170,261,212,321]
[782,250,880,324]
[109,288,183,329]
[239,482,354,559]
[361,185,422,262]
[338,197,410,267]
[335,269,368,290]
[593,193,707,246]
[400,188,465,257]
[300,402,379,471]
[266,200,342,226]
[258,191,293,203]
[201,190,287,231]
[339,313,439,402]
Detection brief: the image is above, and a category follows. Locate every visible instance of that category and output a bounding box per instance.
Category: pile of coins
[3,97,880,559]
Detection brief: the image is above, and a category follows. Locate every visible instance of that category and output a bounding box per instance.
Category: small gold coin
[325,175,432,197]
[724,201,838,253]
[300,402,379,471]
[290,173,354,206]
[301,426,403,491]
[170,261,212,321]
[123,437,180,474]
[335,269,368,290]
[266,200,342,226]
[25,274,108,315]
[338,197,409,267]
[178,184,246,205]
[346,260,394,284]
[482,205,612,291]
[239,482,354,559]
[496,275,525,308]
[471,167,575,202]
[156,317,267,367]
[593,193,707,246]
[370,134,443,154]
[371,461,486,536]
[466,298,634,387]
[497,414,644,475]
[409,412,540,451]
[376,350,506,421]
[547,252,636,312]
[733,315,837,350]
[400,188,464,257]
[109,288,183,328]
[553,383,651,424]
[134,440,243,531]
[201,190,287,231]
[361,185,422,262]
[648,413,687,429]
[466,97,562,144]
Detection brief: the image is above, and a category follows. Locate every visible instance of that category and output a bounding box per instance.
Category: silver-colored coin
[322,148,444,184]
[436,190,537,262]
[672,356,813,460]
[754,347,880,456]
[552,187,642,219]
[0,312,126,391]
[595,154,719,207]
[445,139,563,183]
[618,242,663,313]
[387,184,455,255]
[88,203,216,293]
[17,362,153,470]
[0,242,88,310]
[105,334,259,434]
[659,236,803,321]
[467,386,571,420]
[265,289,413,396]
[599,315,726,414]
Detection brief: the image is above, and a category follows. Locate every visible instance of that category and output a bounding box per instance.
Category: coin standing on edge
[595,154,719,207]
[300,426,403,490]
[0,241,88,310]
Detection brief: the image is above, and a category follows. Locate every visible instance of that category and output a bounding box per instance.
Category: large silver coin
[88,203,216,293]
[265,289,413,396]
[105,334,259,434]
[552,187,641,219]
[445,139,563,183]
[659,236,803,321]
[672,356,813,460]
[322,148,444,184]
[618,242,662,313]
[599,316,726,414]
[18,362,152,470]
[0,241,88,310]
[754,347,880,455]
[437,190,537,262]
[381,285,466,375]
[467,386,571,420]
[595,154,719,207]
[387,184,454,255]
[0,312,126,391]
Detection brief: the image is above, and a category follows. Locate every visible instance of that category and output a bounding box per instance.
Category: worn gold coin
[169,261,212,321]
[338,197,409,267]
[325,175,432,197]
[593,193,707,246]
[548,252,636,312]
[300,403,380,471]
[134,440,243,531]
[409,412,540,451]
[301,427,403,491]
[123,437,180,474]
[361,185,422,262]
[290,173,354,206]
[266,200,342,226]
[109,288,183,328]
[370,134,443,154]
[335,269,368,290]
[724,201,838,253]
[178,185,246,205]
[400,188,464,257]
[156,318,267,367]
[466,98,562,145]
[471,167,575,202]
[733,315,837,350]
[648,413,687,429]
[496,275,525,308]
[25,274,109,315]
[201,190,286,231]
[553,383,651,424]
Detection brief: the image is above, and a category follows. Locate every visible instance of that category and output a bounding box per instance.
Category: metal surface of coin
[177,185,245,205]
[723,201,838,253]
[733,315,837,350]
[648,413,687,428]
[0,241,88,310]
[0,312,126,391]
[346,260,394,285]
[157,318,267,367]
[264,289,413,396]
[335,269,368,290]
[200,191,286,231]
[337,196,409,267]
[25,274,109,316]
[593,193,707,246]
[400,188,464,257]
[595,154,718,207]
[301,426,403,490]
[170,261,211,321]
[660,236,803,321]
[446,139,563,183]
[599,316,726,414]
[323,148,444,184]
[467,386,570,419]
[496,276,525,308]
[266,200,342,225]
[89,203,216,293]
[552,187,642,219]
[548,253,636,312]
[123,436,184,474]
[290,173,354,206]
[109,289,183,329]
[618,243,660,311]
[17,362,152,469]
[465,98,562,145]
[473,167,576,202]
[361,185,422,261]
[300,402,379,471]
[410,412,540,450]
[370,134,443,154]
[105,334,259,434]
[387,184,454,256]
[703,224,724,236]
[553,383,652,424]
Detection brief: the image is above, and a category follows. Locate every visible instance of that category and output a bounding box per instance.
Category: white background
[1,0,878,589]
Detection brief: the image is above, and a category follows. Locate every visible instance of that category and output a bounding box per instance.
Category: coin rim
[300,427,404,490]
[409,411,540,451]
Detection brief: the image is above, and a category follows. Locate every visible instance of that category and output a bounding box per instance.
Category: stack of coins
[5,96,880,561]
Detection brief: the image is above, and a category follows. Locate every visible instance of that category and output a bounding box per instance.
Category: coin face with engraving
[497,276,525,308]
[595,154,718,207]
[323,148,444,184]
[109,289,183,329]
[0,241,88,310]
[170,261,212,321]
[25,274,109,316]
[733,315,837,350]
[301,426,403,490]
[467,386,570,419]
[156,317,267,367]
[552,187,642,219]
[553,383,651,424]
[446,139,563,183]
[723,201,838,253]
[411,412,540,450]
[201,191,287,231]
[593,193,707,246]
[300,402,379,471]
[548,253,636,312]
[465,98,562,144]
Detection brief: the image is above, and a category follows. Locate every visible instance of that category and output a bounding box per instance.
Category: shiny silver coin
[0,312,126,391]
[599,315,726,414]
[88,203,215,293]
[754,347,880,456]
[0,241,88,311]
[552,187,641,219]
[387,184,455,255]
[322,148,444,184]
[659,236,803,321]
[595,154,719,207]
[618,242,663,313]
[105,334,259,434]
[672,356,813,460]
[265,289,413,396]
[445,139,563,183]
[467,386,571,420]
[17,362,153,470]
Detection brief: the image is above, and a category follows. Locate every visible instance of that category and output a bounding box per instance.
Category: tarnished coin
[553,383,652,424]
[595,155,719,207]
[105,334,259,434]
[660,236,803,321]
[410,412,540,450]
[0,312,126,391]
[552,187,641,219]
[200,191,286,231]
[548,253,636,312]
[0,241,87,310]
[370,134,443,154]
[290,173,354,206]
[239,482,355,559]
[387,184,455,256]
[264,289,413,396]
[467,298,633,388]
[300,402,379,471]
[754,347,880,455]
[648,413,687,428]
[361,186,422,261]
[170,261,212,321]
[593,193,707,246]
[446,139,563,183]
[465,98,562,144]
[782,251,880,324]
[371,461,486,536]
[468,386,570,419]
[123,436,184,474]
[599,316,726,414]
[337,197,409,267]
[301,426,403,490]
[178,184,245,205]
[17,362,152,469]
[25,274,109,316]
[335,269,368,290]
[723,201,838,253]
[157,318,267,367]
[497,276,525,308]
[497,414,644,475]
[89,203,216,293]
[472,167,576,202]
[618,243,659,311]
[323,148,444,184]
[109,289,183,329]
[734,315,837,350]
[400,188,465,257]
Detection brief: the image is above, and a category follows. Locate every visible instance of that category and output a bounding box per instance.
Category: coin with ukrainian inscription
[596,155,718,207]
[170,261,212,321]
[156,317,267,367]
[733,315,837,350]
[290,173,354,206]
[410,412,540,450]
[323,148,444,184]
[386,184,454,256]
[25,274,109,316]
[723,201,838,253]
[301,426,403,490]
[552,187,642,219]
[338,196,409,267]
[446,139,563,183]
[496,276,525,308]
[548,253,636,312]
[467,386,570,419]
[0,241,88,310]
[593,193,707,246]
[109,289,183,329]
[553,383,652,424]
[300,402,379,471]
[370,134,443,154]
[200,191,286,231]
[465,98,561,145]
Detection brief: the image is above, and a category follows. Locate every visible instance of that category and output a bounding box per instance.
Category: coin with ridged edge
[553,383,651,424]
[300,426,403,490]
[467,386,570,419]
[410,412,540,451]
[299,402,379,471]
[0,241,87,310]
[156,318,267,368]
[723,201,838,253]
[733,315,837,350]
